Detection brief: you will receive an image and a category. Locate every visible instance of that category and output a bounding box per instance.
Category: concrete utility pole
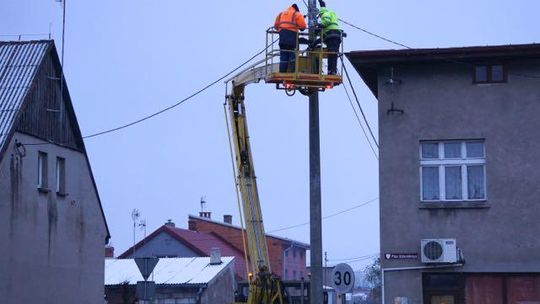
[308,0,323,303]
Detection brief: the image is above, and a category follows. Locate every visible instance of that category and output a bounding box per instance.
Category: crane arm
[227,83,284,304]
[226,84,271,274]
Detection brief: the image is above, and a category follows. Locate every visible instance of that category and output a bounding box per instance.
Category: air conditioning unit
[421,239,458,264]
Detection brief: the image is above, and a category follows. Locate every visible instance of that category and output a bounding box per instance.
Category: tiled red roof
[165,225,244,259]
[117,224,249,280]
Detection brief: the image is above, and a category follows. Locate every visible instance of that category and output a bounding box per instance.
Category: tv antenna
[200,196,207,212]
[131,209,141,256]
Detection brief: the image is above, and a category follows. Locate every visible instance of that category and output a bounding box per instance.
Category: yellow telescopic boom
[226,30,343,303]
[226,84,284,304]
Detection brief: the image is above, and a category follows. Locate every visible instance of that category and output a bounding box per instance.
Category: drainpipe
[283,242,295,280]
[196,287,204,304]
[381,264,464,304]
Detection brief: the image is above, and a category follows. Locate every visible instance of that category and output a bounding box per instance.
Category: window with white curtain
[420,140,486,202]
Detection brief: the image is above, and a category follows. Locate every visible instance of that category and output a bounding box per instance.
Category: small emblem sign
[384,253,418,260]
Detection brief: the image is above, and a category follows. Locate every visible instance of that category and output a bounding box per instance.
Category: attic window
[474,64,506,83]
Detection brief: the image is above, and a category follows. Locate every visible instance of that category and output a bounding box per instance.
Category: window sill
[56,192,69,198]
[37,187,50,194]
[419,201,489,209]
[473,81,506,85]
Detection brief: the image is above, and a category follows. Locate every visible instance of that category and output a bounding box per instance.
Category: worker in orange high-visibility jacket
[274,4,307,73]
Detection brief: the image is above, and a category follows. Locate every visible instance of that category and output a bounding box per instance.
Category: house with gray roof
[104,256,236,304]
[0,40,109,303]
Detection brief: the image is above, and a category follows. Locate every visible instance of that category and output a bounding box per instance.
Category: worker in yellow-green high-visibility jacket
[318,1,341,75]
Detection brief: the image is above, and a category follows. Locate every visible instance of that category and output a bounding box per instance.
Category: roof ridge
[0,39,54,46]
[188,214,310,248]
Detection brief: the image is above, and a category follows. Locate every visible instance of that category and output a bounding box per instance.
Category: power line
[83,46,271,139]
[339,17,540,79]
[341,60,379,148]
[267,197,378,233]
[339,18,411,50]
[328,253,379,263]
[19,42,278,146]
[342,76,378,160]
[118,197,379,246]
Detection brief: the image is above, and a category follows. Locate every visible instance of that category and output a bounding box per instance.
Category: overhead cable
[341,60,379,148]
[267,197,379,233]
[338,18,411,50]
[342,76,379,159]
[328,253,379,263]
[83,44,273,139]
[339,17,540,79]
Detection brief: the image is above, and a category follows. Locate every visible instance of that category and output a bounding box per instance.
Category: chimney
[210,247,222,265]
[165,219,175,228]
[199,211,212,219]
[188,219,197,231]
[105,245,114,258]
[223,214,233,224]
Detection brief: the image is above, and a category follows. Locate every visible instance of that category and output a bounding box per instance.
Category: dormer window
[474,64,506,83]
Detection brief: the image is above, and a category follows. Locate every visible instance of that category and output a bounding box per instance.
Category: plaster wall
[377,60,540,303]
[0,132,108,304]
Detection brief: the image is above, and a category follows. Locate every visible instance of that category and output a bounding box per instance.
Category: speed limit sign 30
[331,263,355,294]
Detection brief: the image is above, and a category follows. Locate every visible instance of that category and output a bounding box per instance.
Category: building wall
[105,263,236,304]
[105,284,200,304]
[283,245,308,280]
[0,132,108,304]
[191,217,307,280]
[122,231,200,258]
[377,59,540,302]
[201,263,236,304]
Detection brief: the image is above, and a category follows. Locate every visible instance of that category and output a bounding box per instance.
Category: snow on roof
[105,256,234,286]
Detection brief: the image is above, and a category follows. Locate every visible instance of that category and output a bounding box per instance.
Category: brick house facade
[188,214,309,281]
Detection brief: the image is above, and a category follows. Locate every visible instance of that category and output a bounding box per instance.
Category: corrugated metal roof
[105,257,235,286]
[0,40,49,151]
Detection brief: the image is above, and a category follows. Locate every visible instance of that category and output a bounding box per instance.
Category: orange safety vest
[274,7,307,32]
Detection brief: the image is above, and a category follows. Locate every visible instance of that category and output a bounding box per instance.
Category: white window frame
[420,140,486,202]
[56,157,66,194]
[37,151,48,189]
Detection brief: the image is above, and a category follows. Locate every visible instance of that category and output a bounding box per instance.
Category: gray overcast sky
[2,0,538,270]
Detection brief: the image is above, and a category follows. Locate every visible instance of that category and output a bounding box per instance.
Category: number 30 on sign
[331,263,355,294]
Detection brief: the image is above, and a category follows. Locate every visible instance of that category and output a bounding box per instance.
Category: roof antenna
[54,0,67,109]
[131,209,141,256]
[386,67,404,116]
[199,196,212,219]
[200,196,207,212]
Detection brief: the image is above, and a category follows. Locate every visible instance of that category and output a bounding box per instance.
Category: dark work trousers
[324,30,342,74]
[279,29,298,73]
[279,44,296,73]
